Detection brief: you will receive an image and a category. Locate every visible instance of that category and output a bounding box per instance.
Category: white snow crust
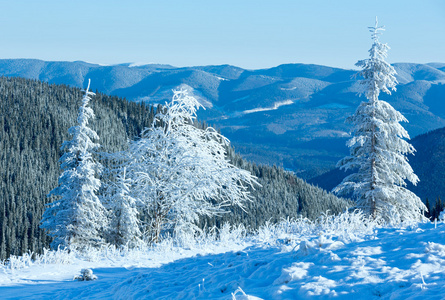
[2,215,445,299]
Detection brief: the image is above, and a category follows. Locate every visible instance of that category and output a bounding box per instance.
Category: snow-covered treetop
[356,17,398,101]
[60,79,99,170]
[369,17,385,42]
[77,79,96,129]
[158,88,204,134]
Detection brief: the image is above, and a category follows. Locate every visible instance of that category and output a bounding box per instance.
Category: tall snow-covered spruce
[41,80,107,249]
[333,19,426,224]
[127,88,257,243]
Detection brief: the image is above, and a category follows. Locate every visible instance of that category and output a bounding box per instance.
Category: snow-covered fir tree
[333,19,426,224]
[127,88,257,242]
[104,167,142,247]
[41,80,107,249]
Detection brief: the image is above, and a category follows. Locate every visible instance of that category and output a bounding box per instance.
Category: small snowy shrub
[38,247,74,265]
[5,252,35,270]
[317,210,378,242]
[74,268,97,281]
[253,210,379,247]
[256,221,278,244]
[439,210,445,222]
[219,223,247,245]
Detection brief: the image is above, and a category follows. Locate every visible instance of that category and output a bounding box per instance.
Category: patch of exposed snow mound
[243,100,293,114]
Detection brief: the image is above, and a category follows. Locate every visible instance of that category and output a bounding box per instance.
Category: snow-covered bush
[439,210,445,222]
[126,88,257,243]
[103,167,142,247]
[4,252,37,271]
[219,223,248,245]
[254,210,379,246]
[38,247,74,265]
[74,268,97,281]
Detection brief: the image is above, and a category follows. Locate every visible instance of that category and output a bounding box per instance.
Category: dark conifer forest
[0,76,349,259]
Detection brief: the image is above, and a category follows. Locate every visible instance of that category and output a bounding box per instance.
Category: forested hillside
[0,77,349,259]
[203,149,349,229]
[0,77,154,259]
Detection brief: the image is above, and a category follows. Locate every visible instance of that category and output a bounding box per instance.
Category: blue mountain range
[2,59,444,178]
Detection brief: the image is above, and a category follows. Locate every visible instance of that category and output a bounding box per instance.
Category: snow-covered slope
[1,216,445,299]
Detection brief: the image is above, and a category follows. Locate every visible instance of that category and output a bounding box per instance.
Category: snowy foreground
[1,216,445,299]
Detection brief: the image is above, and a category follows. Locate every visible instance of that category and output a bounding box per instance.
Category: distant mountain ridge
[1,59,445,178]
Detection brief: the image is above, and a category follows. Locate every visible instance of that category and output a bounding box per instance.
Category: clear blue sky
[0,0,444,70]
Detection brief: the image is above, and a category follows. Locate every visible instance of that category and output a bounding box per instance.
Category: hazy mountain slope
[393,63,445,83]
[1,59,445,177]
